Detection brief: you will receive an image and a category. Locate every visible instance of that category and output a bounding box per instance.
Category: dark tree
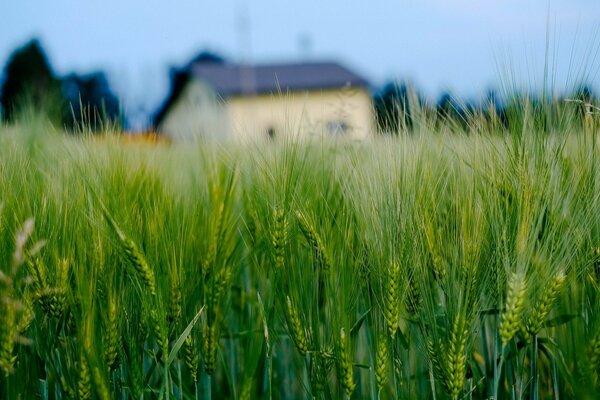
[62,72,121,131]
[436,92,470,130]
[0,39,63,123]
[374,81,422,134]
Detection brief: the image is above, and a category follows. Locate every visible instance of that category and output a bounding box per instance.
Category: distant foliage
[0,38,121,131]
[62,72,121,132]
[374,80,599,136]
[374,81,423,133]
[0,39,63,124]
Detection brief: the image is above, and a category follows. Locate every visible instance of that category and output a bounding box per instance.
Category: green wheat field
[1,100,600,399]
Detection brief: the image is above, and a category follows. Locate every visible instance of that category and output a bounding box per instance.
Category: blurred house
[153,57,374,141]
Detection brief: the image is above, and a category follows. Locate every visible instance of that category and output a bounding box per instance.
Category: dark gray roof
[153,60,370,127]
[189,61,369,96]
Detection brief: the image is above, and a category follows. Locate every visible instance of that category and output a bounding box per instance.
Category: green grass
[0,100,599,399]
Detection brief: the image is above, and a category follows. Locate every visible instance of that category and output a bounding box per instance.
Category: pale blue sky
[2,1,599,125]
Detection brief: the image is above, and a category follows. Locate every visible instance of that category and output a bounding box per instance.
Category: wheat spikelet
[445,315,468,399]
[126,344,145,399]
[58,375,76,400]
[204,202,225,274]
[239,378,253,400]
[203,322,218,375]
[296,211,331,271]
[338,327,355,396]
[272,207,288,270]
[375,331,389,390]
[312,355,326,396]
[214,266,232,304]
[103,294,120,371]
[310,349,333,396]
[385,261,401,338]
[285,296,308,356]
[405,272,422,316]
[168,276,182,327]
[150,309,169,361]
[524,271,565,339]
[17,294,35,334]
[426,338,447,389]
[589,332,600,386]
[26,257,47,293]
[27,257,54,315]
[78,352,92,400]
[91,366,110,400]
[184,335,199,381]
[42,258,70,318]
[120,236,156,296]
[101,207,156,295]
[500,272,527,345]
[0,297,17,377]
[55,258,69,312]
[96,273,108,303]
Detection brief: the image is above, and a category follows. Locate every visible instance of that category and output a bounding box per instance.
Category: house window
[326,120,350,136]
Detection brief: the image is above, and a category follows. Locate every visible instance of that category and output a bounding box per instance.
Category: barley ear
[524,271,565,340]
[150,309,169,362]
[26,257,47,293]
[121,236,156,296]
[500,272,527,345]
[405,272,422,316]
[272,207,288,270]
[589,332,600,386]
[385,261,400,338]
[103,294,120,371]
[426,338,447,387]
[91,366,110,400]
[203,322,219,375]
[375,331,389,391]
[310,349,331,396]
[338,327,355,396]
[100,206,156,295]
[53,258,69,317]
[168,276,182,328]
[204,202,225,274]
[184,335,199,381]
[78,352,92,400]
[17,294,35,334]
[125,343,145,398]
[445,314,468,400]
[285,296,308,356]
[296,211,331,271]
[0,298,17,377]
[239,378,253,400]
[213,266,232,306]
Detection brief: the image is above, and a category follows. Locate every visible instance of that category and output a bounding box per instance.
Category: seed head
[285,296,308,356]
[500,272,527,345]
[338,328,355,396]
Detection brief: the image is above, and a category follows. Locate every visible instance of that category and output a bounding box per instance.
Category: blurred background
[1,0,599,131]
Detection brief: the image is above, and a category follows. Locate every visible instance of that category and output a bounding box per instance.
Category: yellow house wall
[158,80,228,141]
[225,87,374,141]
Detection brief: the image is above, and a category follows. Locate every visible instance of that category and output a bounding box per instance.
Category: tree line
[0,39,121,131]
[374,80,598,135]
